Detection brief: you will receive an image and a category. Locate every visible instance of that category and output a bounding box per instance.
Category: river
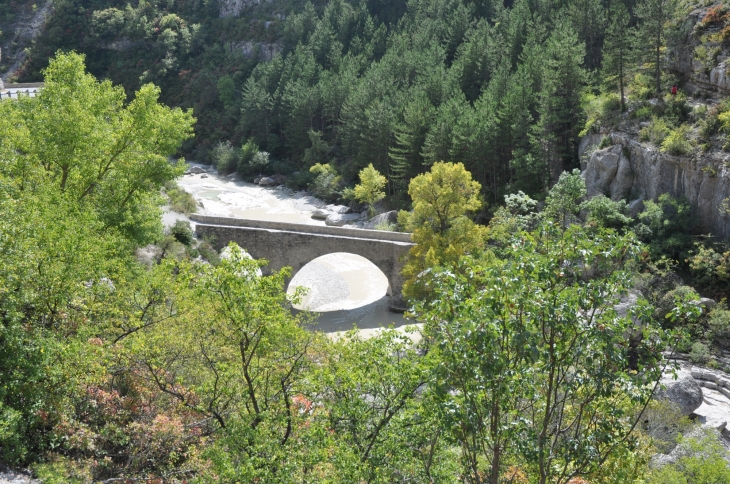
[170,165,411,335]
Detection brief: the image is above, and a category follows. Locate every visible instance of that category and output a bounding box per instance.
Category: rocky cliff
[581,2,730,239]
[581,133,730,237]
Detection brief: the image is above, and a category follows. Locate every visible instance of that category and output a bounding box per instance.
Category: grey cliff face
[582,134,730,238]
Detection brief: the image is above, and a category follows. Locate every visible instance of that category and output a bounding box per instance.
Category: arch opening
[287,253,391,312]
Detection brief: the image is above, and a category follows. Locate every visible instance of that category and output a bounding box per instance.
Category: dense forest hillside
[3,0,688,204]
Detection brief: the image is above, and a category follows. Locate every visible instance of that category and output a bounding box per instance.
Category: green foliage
[689,341,712,363]
[581,195,632,230]
[164,181,197,214]
[419,224,665,484]
[544,169,587,228]
[217,75,236,109]
[647,428,730,483]
[708,305,730,349]
[661,125,693,155]
[635,194,694,260]
[580,93,622,136]
[308,163,341,201]
[639,117,671,144]
[169,220,194,245]
[399,162,486,300]
[688,243,730,296]
[211,141,240,174]
[353,164,387,216]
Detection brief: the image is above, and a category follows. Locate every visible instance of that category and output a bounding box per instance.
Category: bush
[236,139,258,176]
[662,92,692,125]
[661,125,692,155]
[639,117,671,144]
[648,427,730,484]
[308,163,342,201]
[629,73,655,101]
[580,92,622,136]
[285,170,316,190]
[598,136,612,149]
[211,141,239,174]
[636,194,694,260]
[688,243,730,296]
[164,181,197,214]
[655,286,700,326]
[198,240,221,265]
[169,220,194,246]
[689,341,712,363]
[707,305,730,349]
[581,195,632,229]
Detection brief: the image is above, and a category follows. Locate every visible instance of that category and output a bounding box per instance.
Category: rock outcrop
[656,372,704,416]
[219,0,272,17]
[324,213,361,226]
[581,133,730,238]
[364,210,399,229]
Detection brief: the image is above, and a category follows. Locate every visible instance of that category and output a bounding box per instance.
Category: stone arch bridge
[190,215,414,311]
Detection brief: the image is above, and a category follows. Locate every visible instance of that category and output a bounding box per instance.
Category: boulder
[258,176,276,186]
[326,204,352,214]
[311,209,332,220]
[655,374,704,416]
[363,210,399,229]
[325,213,361,226]
[189,166,206,174]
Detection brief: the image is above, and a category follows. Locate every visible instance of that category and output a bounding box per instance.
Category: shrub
[580,92,622,136]
[308,163,342,201]
[708,305,730,348]
[689,341,712,363]
[236,139,258,176]
[598,136,612,148]
[198,240,221,265]
[688,243,730,296]
[648,427,730,483]
[702,5,729,26]
[655,286,700,326]
[374,220,397,231]
[662,92,692,124]
[694,45,721,74]
[661,125,692,155]
[164,181,197,214]
[211,141,239,174]
[639,117,671,144]
[629,73,654,101]
[581,195,632,229]
[285,170,316,190]
[169,220,194,245]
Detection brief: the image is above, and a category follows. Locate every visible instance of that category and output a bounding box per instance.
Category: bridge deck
[189,214,413,243]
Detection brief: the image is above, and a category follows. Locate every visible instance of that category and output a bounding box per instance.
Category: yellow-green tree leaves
[353,163,387,216]
[4,51,195,244]
[399,161,486,300]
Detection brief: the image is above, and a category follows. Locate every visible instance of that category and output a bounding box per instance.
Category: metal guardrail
[189,214,413,243]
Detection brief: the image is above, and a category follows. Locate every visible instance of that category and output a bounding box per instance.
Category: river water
[172,166,410,334]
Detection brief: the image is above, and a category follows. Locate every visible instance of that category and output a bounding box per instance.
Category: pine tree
[635,0,679,95]
[602,2,635,111]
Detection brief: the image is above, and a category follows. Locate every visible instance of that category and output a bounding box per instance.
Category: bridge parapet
[189,214,412,242]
